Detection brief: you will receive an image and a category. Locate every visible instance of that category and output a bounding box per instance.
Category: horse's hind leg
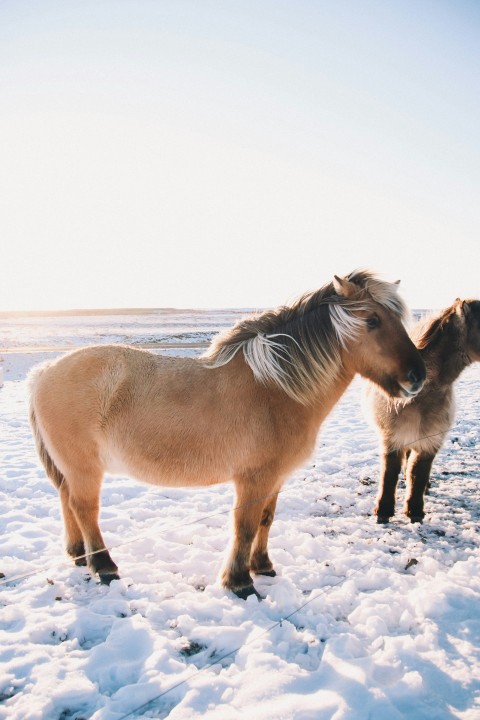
[66,469,119,584]
[375,449,403,523]
[404,451,435,523]
[250,492,279,577]
[58,481,87,565]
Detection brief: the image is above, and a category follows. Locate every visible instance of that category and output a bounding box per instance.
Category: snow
[1,311,479,720]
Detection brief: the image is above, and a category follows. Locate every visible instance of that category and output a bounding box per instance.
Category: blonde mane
[203,270,407,404]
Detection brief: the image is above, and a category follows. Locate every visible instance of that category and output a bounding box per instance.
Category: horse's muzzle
[399,366,426,398]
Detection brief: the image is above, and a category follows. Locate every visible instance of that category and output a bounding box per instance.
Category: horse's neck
[234,352,353,431]
[308,366,354,426]
[423,327,469,386]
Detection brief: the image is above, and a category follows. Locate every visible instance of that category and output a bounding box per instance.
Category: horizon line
[0,306,257,319]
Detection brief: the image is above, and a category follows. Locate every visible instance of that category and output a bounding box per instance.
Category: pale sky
[1,0,479,311]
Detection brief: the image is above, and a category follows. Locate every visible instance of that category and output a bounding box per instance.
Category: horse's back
[30,344,199,402]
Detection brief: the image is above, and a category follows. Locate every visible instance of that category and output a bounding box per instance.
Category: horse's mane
[202,269,407,404]
[414,298,480,351]
[414,302,459,351]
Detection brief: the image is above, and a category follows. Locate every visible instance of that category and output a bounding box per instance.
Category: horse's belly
[103,445,230,489]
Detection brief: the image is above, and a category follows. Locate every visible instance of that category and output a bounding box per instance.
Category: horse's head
[458,299,480,363]
[333,272,426,399]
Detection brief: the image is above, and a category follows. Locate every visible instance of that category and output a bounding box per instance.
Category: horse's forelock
[328,303,365,347]
[346,270,408,320]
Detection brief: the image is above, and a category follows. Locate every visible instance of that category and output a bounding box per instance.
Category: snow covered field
[1,311,479,720]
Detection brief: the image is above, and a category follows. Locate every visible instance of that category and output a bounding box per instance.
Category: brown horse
[29,270,425,598]
[365,299,480,524]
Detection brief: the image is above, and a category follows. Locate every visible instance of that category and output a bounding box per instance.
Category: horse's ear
[333,275,357,298]
[455,299,470,319]
[393,280,401,287]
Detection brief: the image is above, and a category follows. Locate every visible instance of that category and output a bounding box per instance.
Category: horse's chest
[390,396,452,453]
[389,406,421,450]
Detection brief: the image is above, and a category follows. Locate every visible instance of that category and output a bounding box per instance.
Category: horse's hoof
[99,572,120,585]
[409,516,424,524]
[254,569,276,577]
[376,515,390,524]
[233,585,263,601]
[68,543,87,566]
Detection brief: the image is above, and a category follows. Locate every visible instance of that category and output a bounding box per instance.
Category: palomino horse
[365,299,480,524]
[29,270,425,598]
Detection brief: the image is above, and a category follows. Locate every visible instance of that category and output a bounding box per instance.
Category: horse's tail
[29,400,65,490]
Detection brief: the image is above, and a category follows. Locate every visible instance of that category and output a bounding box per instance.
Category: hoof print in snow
[180,640,206,657]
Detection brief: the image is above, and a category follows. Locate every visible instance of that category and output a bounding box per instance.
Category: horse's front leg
[250,492,279,577]
[375,449,403,523]
[221,478,273,599]
[404,451,435,523]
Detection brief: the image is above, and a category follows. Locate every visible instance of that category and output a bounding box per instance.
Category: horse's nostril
[408,369,418,384]
[408,366,425,386]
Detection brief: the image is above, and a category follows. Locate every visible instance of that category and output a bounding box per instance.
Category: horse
[364,298,480,524]
[28,269,425,599]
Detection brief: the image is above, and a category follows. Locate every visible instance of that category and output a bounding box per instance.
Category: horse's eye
[366,315,380,329]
